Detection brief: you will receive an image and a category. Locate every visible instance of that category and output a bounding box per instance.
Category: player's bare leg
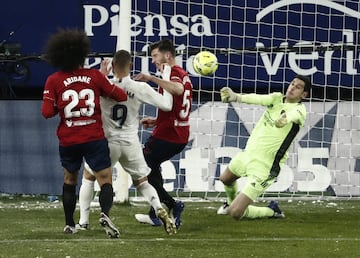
[228,192,253,220]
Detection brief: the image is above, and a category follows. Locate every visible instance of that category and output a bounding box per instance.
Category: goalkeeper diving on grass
[217,75,311,219]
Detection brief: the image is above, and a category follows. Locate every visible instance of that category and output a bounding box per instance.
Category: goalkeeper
[217,75,311,219]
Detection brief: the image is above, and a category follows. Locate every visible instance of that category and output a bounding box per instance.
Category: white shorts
[85,136,150,181]
[108,137,150,180]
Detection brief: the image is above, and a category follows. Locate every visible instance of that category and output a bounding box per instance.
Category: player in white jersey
[77,50,177,235]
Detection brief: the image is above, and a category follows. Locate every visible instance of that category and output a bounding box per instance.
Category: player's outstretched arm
[140,117,157,129]
[100,59,112,76]
[220,87,242,103]
[135,82,173,111]
[136,63,173,111]
[133,71,183,96]
[41,98,58,118]
[275,105,306,128]
[274,113,288,128]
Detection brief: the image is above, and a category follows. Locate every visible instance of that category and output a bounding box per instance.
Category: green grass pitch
[0,196,359,258]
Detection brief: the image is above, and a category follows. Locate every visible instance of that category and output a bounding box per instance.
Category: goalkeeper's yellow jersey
[241,92,307,177]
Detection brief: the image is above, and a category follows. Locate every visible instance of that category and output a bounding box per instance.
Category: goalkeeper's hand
[274,113,288,128]
[220,87,240,103]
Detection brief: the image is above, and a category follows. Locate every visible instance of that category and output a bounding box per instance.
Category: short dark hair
[112,49,131,70]
[44,28,90,72]
[149,39,176,57]
[295,74,312,93]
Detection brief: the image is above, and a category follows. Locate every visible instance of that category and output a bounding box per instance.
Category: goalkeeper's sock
[224,182,238,204]
[137,181,162,211]
[242,205,274,219]
[62,183,77,227]
[78,178,94,225]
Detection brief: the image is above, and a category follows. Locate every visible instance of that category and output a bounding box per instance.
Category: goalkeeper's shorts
[228,151,276,200]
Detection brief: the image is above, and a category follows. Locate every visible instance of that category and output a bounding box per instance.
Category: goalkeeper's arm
[274,113,287,128]
[274,105,306,128]
[220,87,242,103]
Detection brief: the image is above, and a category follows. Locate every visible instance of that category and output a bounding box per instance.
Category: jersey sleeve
[241,92,283,106]
[128,81,173,111]
[41,99,58,118]
[41,76,58,118]
[97,72,127,102]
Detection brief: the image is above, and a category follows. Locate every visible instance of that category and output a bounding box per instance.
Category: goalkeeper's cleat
[99,212,120,238]
[268,200,285,218]
[63,225,78,234]
[217,202,230,215]
[170,201,185,229]
[134,213,163,227]
[157,208,177,235]
[75,223,90,231]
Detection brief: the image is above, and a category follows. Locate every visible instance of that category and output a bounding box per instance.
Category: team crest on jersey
[126,91,135,98]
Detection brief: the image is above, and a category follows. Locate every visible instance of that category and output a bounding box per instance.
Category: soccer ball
[192,51,218,76]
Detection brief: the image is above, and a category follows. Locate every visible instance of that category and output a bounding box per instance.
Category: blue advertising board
[0,0,359,96]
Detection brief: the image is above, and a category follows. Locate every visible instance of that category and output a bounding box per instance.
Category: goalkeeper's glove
[220,87,241,103]
[274,112,288,128]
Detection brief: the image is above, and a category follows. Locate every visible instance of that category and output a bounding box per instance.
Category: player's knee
[82,177,95,186]
[64,171,78,185]
[133,176,147,187]
[219,168,237,186]
[220,176,236,187]
[95,168,112,187]
[219,177,229,185]
[228,206,244,220]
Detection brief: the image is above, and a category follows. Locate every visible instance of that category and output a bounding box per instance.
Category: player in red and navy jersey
[76,50,177,235]
[41,29,127,237]
[133,39,192,229]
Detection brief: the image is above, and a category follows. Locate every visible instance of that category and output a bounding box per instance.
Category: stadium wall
[0,100,359,197]
[1,1,359,198]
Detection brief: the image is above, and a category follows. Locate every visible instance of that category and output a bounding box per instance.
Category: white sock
[78,178,94,225]
[137,181,162,212]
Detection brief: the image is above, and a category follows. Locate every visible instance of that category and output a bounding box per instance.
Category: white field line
[1,237,360,244]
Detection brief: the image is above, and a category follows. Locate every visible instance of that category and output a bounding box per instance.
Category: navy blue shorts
[59,139,111,174]
[143,136,186,173]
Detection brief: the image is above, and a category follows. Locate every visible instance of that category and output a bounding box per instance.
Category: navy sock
[99,183,113,216]
[62,183,76,227]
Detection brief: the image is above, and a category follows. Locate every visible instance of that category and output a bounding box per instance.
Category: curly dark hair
[44,28,90,72]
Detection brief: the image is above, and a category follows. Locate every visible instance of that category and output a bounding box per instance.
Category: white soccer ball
[192,51,218,76]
